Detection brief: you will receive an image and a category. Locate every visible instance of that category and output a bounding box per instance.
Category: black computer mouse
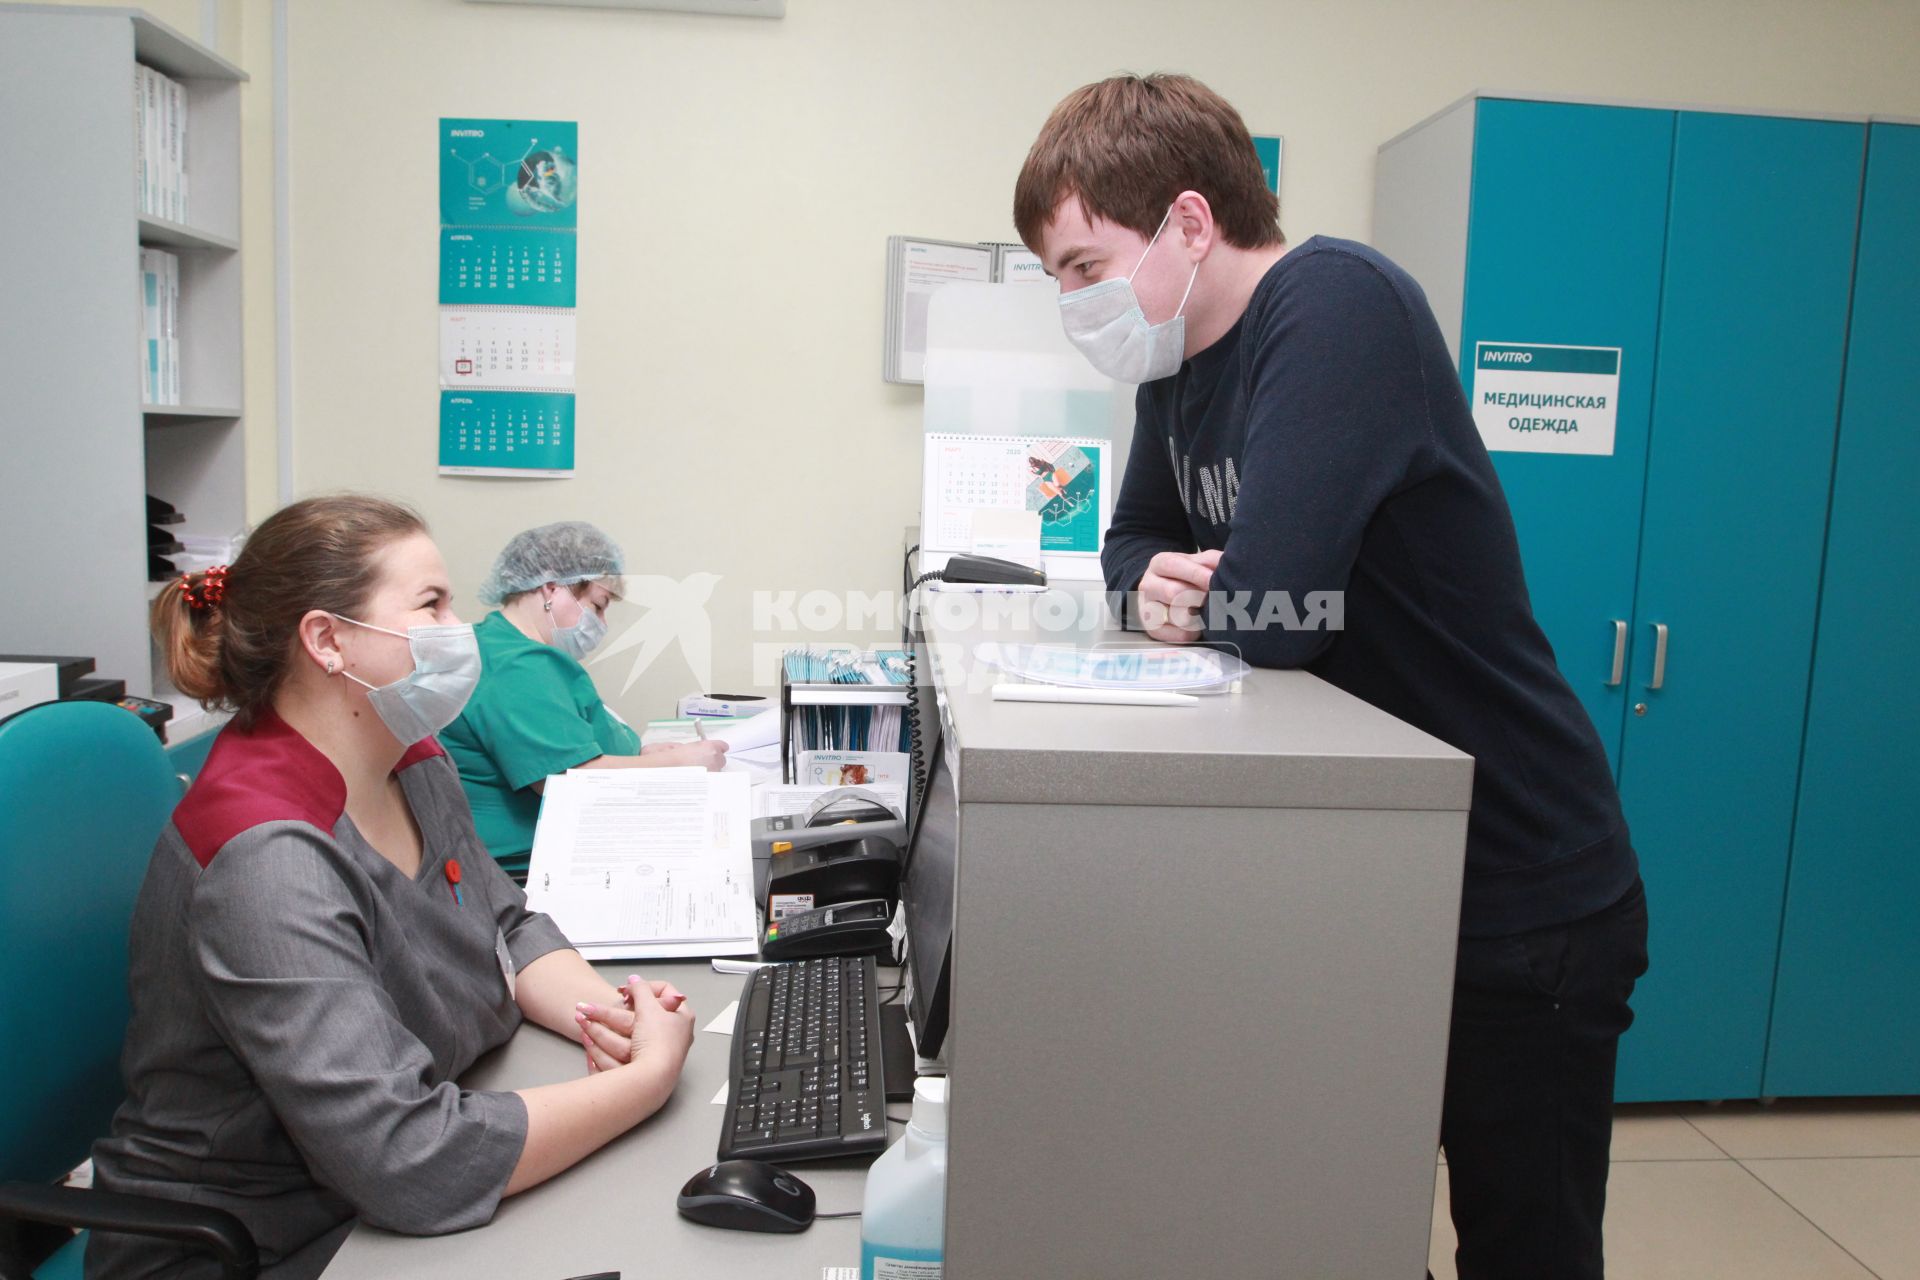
[676,1159,817,1233]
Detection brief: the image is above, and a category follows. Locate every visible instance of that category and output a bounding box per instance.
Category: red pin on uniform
[445,859,463,906]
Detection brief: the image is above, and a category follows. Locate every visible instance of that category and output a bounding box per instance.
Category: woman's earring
[325,659,336,675]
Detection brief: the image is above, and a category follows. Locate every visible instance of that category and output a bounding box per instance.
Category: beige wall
[279,0,1920,723]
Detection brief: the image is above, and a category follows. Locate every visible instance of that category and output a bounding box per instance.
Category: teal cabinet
[1763,123,1920,1096]
[1375,96,1904,1101]
[1461,100,1674,774]
[1612,113,1863,1100]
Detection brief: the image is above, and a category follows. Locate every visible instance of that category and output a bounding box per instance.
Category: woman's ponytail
[149,567,231,707]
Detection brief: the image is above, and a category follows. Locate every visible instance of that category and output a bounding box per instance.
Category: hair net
[479,521,625,605]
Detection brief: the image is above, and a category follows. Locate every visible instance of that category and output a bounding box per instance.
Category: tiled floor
[1428,1099,1920,1279]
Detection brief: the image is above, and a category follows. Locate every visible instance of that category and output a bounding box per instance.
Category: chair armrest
[0,1181,258,1280]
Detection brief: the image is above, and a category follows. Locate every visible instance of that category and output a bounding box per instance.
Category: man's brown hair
[1013,73,1284,257]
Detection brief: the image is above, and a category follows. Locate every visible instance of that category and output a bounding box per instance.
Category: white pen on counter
[990,682,1199,707]
[711,957,773,973]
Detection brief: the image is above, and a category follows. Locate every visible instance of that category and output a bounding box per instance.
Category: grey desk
[921,593,1473,1278]
[322,958,877,1277]
[329,590,1474,1278]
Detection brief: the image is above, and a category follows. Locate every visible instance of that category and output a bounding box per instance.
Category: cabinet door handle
[1648,622,1669,690]
[1607,620,1628,687]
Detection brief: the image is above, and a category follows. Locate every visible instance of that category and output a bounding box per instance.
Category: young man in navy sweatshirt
[1015,74,1648,1280]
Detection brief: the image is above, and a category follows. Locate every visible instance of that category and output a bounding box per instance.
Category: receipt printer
[753,787,907,911]
[751,786,906,859]
[765,834,901,921]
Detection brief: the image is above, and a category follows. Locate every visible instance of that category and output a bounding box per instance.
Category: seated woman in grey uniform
[88,495,695,1279]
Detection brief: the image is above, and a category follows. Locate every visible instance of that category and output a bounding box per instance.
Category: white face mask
[550,596,607,660]
[1057,204,1199,384]
[331,614,481,744]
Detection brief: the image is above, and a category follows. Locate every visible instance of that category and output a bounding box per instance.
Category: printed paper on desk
[722,743,784,783]
[728,743,783,767]
[576,938,755,960]
[980,642,1250,692]
[525,770,758,958]
[704,707,780,753]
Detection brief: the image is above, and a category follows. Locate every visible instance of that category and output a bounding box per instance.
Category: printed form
[526,768,758,959]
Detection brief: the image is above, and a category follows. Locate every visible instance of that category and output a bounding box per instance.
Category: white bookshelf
[0,5,246,743]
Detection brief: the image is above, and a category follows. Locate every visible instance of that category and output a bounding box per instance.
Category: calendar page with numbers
[439,390,575,477]
[440,227,576,307]
[921,433,1108,559]
[439,307,576,392]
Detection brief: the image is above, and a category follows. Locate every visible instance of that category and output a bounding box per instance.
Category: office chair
[0,701,257,1279]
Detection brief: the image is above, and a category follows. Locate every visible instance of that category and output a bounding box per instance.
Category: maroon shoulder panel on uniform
[395,736,448,772]
[172,710,348,868]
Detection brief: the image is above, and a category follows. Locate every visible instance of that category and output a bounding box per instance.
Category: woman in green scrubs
[441,521,725,878]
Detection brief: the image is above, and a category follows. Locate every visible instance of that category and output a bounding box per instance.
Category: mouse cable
[816,1210,863,1220]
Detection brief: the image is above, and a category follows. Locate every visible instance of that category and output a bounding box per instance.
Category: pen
[693,718,709,741]
[991,682,1199,707]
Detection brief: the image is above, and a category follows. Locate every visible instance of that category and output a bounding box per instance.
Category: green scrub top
[440,611,640,876]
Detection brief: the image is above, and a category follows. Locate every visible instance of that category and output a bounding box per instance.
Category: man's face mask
[1056,205,1198,383]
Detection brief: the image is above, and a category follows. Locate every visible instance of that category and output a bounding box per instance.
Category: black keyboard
[718,956,888,1162]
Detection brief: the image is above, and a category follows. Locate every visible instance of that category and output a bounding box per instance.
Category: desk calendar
[921,433,1108,557]
[439,391,575,477]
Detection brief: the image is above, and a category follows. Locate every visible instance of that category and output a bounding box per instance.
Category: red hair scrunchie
[182,564,231,613]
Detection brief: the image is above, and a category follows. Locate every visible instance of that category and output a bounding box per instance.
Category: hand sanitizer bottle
[860,1077,948,1279]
